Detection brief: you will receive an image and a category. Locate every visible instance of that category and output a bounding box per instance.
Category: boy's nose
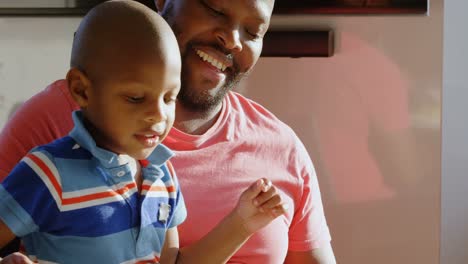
[144,104,167,123]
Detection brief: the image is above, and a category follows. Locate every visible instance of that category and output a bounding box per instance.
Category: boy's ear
[154,0,166,13]
[66,68,91,108]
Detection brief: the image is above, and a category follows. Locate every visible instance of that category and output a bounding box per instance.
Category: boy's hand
[234,178,288,235]
[0,252,34,264]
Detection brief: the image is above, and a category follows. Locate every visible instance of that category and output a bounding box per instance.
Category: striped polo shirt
[0,111,186,263]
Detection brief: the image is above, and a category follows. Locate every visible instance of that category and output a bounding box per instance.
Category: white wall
[241,1,443,263]
[0,17,80,127]
[0,0,449,262]
[441,0,468,263]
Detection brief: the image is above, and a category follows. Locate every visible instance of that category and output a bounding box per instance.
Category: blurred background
[1,0,467,263]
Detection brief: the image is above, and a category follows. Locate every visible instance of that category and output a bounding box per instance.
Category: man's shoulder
[32,79,75,108]
[227,91,296,134]
[6,79,77,127]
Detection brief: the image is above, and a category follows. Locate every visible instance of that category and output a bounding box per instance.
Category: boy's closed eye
[125,95,144,103]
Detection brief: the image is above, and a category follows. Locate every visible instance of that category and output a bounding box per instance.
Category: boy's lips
[134,133,162,148]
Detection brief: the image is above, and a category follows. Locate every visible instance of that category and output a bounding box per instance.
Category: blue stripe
[34,136,93,160]
[1,162,59,230]
[43,197,137,237]
[2,158,184,237]
[2,163,138,237]
[55,157,124,192]
[0,186,38,236]
[23,225,165,264]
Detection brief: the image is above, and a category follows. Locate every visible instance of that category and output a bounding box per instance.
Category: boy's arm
[159,227,179,264]
[176,178,287,264]
[0,220,15,248]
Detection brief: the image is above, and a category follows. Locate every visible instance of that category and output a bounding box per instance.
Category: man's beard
[161,1,246,112]
[177,47,245,113]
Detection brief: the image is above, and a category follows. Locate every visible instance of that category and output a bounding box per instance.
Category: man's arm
[285,243,336,264]
[0,220,15,249]
[286,135,336,263]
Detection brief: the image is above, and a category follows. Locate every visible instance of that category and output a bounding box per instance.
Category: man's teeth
[196,50,227,71]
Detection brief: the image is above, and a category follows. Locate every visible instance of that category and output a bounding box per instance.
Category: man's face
[159,0,274,112]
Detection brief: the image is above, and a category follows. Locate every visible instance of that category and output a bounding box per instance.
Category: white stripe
[141,179,176,198]
[62,181,135,199]
[23,154,62,208]
[143,190,174,199]
[61,187,138,211]
[24,152,139,211]
[142,179,153,186]
[163,179,176,188]
[34,152,61,184]
[61,194,126,211]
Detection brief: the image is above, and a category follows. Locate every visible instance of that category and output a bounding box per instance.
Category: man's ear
[154,0,166,13]
[66,68,91,108]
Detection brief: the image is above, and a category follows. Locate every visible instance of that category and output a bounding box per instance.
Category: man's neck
[174,101,223,135]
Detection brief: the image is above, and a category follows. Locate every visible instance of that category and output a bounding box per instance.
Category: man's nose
[215,26,243,53]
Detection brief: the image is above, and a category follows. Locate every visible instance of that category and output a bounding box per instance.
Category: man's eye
[126,96,144,103]
[246,29,261,40]
[202,1,224,16]
[210,7,223,16]
[247,31,260,40]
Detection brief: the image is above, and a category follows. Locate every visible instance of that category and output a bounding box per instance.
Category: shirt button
[116,171,125,177]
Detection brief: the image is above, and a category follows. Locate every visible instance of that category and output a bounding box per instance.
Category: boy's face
[80,58,181,160]
[158,0,274,111]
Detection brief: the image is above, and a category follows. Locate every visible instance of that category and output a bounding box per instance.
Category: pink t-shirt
[0,80,79,179]
[164,92,330,263]
[0,80,331,263]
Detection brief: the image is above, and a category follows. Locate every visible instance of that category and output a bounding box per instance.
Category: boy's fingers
[268,203,289,218]
[253,185,277,206]
[242,178,266,200]
[264,203,289,219]
[262,179,272,192]
[258,195,282,212]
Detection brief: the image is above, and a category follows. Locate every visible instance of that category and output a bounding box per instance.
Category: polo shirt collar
[69,110,173,168]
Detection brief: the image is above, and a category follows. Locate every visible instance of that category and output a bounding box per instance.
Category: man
[0,0,336,263]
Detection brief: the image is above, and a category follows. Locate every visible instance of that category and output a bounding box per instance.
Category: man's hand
[234,178,288,235]
[0,252,33,264]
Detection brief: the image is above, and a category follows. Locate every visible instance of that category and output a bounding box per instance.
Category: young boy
[0,1,287,263]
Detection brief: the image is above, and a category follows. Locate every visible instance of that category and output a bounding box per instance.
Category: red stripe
[139,159,150,168]
[27,153,62,197]
[62,182,137,205]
